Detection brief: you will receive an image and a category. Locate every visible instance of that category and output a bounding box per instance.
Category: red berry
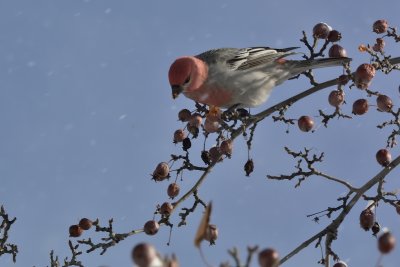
[244,159,254,177]
[204,224,218,243]
[131,243,157,267]
[373,19,389,34]
[167,183,180,199]
[173,129,186,143]
[160,202,174,216]
[328,30,342,42]
[376,95,393,112]
[209,146,223,164]
[328,90,345,107]
[378,231,396,254]
[178,109,191,122]
[220,140,233,157]
[313,23,332,39]
[376,149,391,167]
[354,63,376,89]
[78,218,92,231]
[328,44,347,58]
[204,118,220,133]
[352,99,369,115]
[143,220,159,235]
[258,248,279,267]
[152,162,170,181]
[360,209,375,231]
[69,225,83,238]
[188,113,202,128]
[298,116,314,132]
[333,261,348,267]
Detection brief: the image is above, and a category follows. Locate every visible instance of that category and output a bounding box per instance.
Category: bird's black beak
[171,85,183,99]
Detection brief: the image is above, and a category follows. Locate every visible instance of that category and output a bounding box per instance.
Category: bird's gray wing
[196,47,299,70]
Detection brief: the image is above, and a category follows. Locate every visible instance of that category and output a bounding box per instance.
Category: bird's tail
[291,57,351,73]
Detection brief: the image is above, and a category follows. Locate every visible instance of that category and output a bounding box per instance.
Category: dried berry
[220,140,233,157]
[378,231,395,254]
[160,202,173,216]
[352,99,369,115]
[131,243,158,267]
[187,124,199,137]
[376,95,393,112]
[204,118,220,133]
[313,22,332,39]
[298,116,314,132]
[173,129,186,143]
[328,90,345,107]
[178,109,191,122]
[209,146,222,164]
[152,162,170,181]
[328,44,347,58]
[182,137,191,151]
[204,224,218,244]
[201,150,211,165]
[359,209,375,231]
[188,113,202,128]
[244,159,254,176]
[78,218,92,231]
[206,108,221,122]
[143,220,159,235]
[372,222,381,236]
[167,183,180,199]
[258,248,279,267]
[328,30,342,42]
[354,64,376,89]
[69,225,83,238]
[333,261,348,267]
[376,149,391,167]
[373,19,388,34]
[373,38,385,52]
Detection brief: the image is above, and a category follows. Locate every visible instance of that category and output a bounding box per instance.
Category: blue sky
[0,1,399,266]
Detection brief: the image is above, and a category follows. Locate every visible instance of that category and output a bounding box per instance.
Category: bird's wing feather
[196,47,299,70]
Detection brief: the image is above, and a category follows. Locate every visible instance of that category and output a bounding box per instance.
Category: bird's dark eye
[184,76,190,84]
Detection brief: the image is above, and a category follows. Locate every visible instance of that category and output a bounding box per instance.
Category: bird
[168,47,350,109]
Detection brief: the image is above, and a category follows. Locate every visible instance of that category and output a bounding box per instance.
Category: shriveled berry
[78,218,92,231]
[258,248,279,267]
[220,140,233,157]
[144,220,159,235]
[376,149,391,167]
[333,261,348,267]
[372,222,381,236]
[329,44,347,58]
[152,162,170,181]
[187,124,199,137]
[167,183,180,199]
[328,90,345,107]
[313,22,332,39]
[298,116,314,132]
[204,118,220,133]
[373,19,389,34]
[204,224,218,244]
[69,225,83,238]
[376,95,393,112]
[160,202,173,216]
[360,209,375,231]
[201,150,211,165]
[131,243,157,267]
[373,38,385,52]
[178,109,191,122]
[209,146,222,164]
[354,63,376,89]
[173,129,186,143]
[338,74,350,85]
[188,113,202,128]
[328,30,342,42]
[378,231,396,254]
[352,99,369,115]
[182,137,191,151]
[244,159,254,176]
